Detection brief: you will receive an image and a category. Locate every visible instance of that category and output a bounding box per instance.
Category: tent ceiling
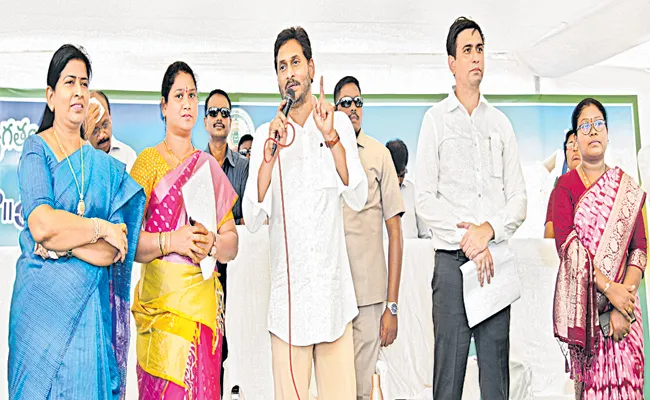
[0,0,649,90]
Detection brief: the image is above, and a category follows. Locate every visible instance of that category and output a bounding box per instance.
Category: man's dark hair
[274,26,313,73]
[238,134,254,151]
[446,17,485,58]
[333,76,361,102]
[204,89,232,116]
[386,139,409,172]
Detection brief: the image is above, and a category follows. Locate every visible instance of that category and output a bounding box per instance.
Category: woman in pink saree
[130,61,239,399]
[553,98,647,399]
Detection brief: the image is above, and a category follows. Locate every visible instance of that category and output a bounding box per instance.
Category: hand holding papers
[461,243,521,328]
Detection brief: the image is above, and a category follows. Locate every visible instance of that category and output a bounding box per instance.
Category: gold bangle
[209,232,217,257]
[162,232,168,256]
[164,232,171,256]
[158,232,164,256]
[89,218,100,244]
[604,279,612,293]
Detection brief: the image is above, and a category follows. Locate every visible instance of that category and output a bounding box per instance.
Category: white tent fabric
[3,0,650,149]
[1,0,650,93]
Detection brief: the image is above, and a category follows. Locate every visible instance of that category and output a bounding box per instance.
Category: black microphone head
[285,87,296,104]
[281,87,296,118]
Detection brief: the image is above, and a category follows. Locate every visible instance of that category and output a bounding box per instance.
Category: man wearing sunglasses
[203,88,249,392]
[414,17,527,399]
[237,133,253,159]
[334,75,405,400]
[204,88,249,227]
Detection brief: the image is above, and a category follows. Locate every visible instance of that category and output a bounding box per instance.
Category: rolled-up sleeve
[334,112,367,211]
[243,124,273,233]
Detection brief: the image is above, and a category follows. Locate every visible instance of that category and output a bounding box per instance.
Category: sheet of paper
[182,162,217,280]
[460,242,521,328]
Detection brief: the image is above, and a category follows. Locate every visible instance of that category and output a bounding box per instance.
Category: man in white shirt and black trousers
[415,17,527,400]
[243,26,367,400]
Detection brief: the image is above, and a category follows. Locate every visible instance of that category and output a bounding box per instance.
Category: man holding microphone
[243,26,367,400]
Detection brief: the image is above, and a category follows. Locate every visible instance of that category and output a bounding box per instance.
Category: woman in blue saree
[8,44,146,399]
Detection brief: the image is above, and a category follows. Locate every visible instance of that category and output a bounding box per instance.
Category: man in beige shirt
[334,76,405,400]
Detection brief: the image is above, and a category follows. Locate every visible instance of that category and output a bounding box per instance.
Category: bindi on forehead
[174,86,196,93]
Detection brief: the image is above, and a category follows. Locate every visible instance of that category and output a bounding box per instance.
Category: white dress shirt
[414,89,527,250]
[109,136,137,173]
[401,179,430,239]
[382,179,427,240]
[243,110,368,346]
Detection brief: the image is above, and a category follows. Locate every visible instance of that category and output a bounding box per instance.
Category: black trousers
[432,250,510,400]
[217,261,229,399]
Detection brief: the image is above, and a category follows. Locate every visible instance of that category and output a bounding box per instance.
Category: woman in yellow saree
[130,61,239,399]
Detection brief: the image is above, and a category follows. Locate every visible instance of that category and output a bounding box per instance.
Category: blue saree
[8,134,145,399]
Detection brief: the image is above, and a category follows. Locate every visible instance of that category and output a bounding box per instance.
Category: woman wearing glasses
[130,63,239,399]
[552,98,646,398]
[543,129,581,238]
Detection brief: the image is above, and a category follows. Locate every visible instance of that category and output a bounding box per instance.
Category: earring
[50,104,54,112]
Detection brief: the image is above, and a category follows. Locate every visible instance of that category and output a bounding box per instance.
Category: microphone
[271,88,296,157]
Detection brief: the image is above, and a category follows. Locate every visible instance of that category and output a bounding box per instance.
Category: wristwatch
[386,301,398,316]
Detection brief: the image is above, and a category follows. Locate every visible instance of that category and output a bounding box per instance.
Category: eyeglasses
[206,107,231,118]
[239,148,251,156]
[335,96,364,109]
[578,118,606,135]
[565,141,577,150]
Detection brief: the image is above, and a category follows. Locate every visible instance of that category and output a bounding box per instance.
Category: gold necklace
[579,165,591,187]
[53,129,85,216]
[580,164,608,188]
[163,139,195,167]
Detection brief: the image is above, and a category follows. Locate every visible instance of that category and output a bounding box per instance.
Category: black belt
[435,248,468,259]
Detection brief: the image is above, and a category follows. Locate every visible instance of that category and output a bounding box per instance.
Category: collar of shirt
[110,136,125,152]
[356,129,370,148]
[205,142,237,168]
[446,86,489,114]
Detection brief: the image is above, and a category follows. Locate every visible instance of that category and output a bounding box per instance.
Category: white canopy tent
[3,0,650,140]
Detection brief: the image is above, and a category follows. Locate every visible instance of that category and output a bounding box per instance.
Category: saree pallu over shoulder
[132,150,236,389]
[8,141,146,400]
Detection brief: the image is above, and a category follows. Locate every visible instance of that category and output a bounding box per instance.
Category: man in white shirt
[84,91,137,172]
[414,17,527,400]
[243,26,367,400]
[385,139,429,239]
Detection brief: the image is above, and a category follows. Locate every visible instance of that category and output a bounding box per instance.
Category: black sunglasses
[239,148,251,156]
[335,96,364,109]
[206,107,231,118]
